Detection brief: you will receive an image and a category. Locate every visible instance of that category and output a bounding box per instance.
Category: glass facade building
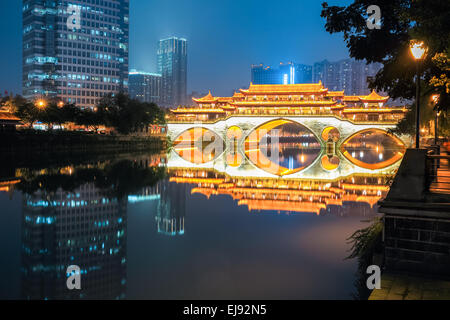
[251,62,313,85]
[128,70,162,104]
[22,0,129,109]
[21,184,127,299]
[157,37,187,107]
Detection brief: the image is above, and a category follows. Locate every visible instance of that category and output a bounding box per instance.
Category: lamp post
[409,40,427,148]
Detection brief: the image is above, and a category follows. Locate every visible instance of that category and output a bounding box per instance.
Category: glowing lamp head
[410,40,427,60]
[431,94,440,104]
[58,101,64,108]
[36,100,46,109]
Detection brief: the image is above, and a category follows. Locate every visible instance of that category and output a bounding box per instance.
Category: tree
[14,99,40,128]
[97,93,166,135]
[37,103,65,130]
[430,51,450,112]
[75,108,104,132]
[321,0,450,107]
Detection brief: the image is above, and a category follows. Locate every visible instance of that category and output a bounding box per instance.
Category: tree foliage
[5,93,166,134]
[97,93,166,134]
[321,0,450,109]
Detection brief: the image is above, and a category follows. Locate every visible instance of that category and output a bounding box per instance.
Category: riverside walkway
[369,273,450,300]
[372,147,450,300]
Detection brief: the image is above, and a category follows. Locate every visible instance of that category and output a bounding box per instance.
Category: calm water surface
[0,147,394,300]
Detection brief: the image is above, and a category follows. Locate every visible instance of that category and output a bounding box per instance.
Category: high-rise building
[157,37,187,107]
[313,59,382,95]
[22,0,129,109]
[128,70,162,104]
[251,62,312,85]
[21,183,127,299]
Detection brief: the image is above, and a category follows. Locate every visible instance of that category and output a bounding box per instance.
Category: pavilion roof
[239,82,328,95]
[229,100,337,107]
[342,96,361,102]
[326,91,345,97]
[360,90,389,102]
[170,107,226,114]
[0,111,20,122]
[192,91,219,103]
[232,91,244,98]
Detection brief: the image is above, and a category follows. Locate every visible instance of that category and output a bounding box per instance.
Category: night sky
[0,0,352,97]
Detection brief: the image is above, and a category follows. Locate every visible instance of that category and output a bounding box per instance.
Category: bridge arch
[339,128,406,170]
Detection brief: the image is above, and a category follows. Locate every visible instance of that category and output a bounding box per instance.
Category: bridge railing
[426,147,450,194]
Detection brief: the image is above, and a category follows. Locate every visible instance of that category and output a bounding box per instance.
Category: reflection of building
[128,70,162,104]
[251,62,312,85]
[158,37,187,107]
[168,169,390,216]
[21,184,127,299]
[128,184,161,204]
[22,0,129,108]
[156,180,187,236]
[169,82,406,123]
[313,59,382,95]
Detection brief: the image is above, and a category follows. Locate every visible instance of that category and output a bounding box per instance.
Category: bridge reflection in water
[168,123,406,216]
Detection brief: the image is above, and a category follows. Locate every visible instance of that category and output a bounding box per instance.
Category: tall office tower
[251,64,280,84]
[21,183,127,299]
[352,61,383,96]
[313,59,382,95]
[312,60,341,91]
[251,62,312,85]
[157,37,187,107]
[128,70,162,104]
[294,64,313,83]
[22,0,129,109]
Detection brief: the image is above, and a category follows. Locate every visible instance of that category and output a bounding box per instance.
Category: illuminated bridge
[167,83,410,180]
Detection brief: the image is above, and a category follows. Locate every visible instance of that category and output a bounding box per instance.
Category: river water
[0,127,406,299]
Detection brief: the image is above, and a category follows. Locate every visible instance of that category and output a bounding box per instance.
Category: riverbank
[0,129,166,155]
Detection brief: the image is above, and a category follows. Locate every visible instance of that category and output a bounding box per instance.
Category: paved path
[429,150,450,195]
[369,273,450,300]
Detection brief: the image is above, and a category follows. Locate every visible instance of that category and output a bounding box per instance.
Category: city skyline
[0,0,353,98]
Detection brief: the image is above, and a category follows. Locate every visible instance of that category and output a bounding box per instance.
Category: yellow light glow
[431,94,439,103]
[36,100,47,109]
[410,40,427,60]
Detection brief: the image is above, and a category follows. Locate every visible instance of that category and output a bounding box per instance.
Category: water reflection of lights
[170,126,406,179]
[168,168,393,216]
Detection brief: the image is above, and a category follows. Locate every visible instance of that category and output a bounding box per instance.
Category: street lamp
[431,94,440,145]
[36,99,47,109]
[409,40,427,148]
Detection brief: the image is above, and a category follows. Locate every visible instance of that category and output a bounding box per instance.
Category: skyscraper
[22,0,129,109]
[157,37,187,107]
[21,183,127,299]
[128,70,162,104]
[251,62,312,85]
[313,59,382,95]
